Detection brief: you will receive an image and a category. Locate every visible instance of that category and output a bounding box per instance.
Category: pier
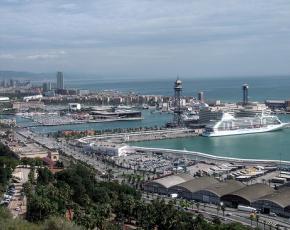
[78,128,199,143]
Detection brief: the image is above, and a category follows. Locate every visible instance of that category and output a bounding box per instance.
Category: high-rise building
[198,91,204,103]
[242,84,249,105]
[56,72,64,90]
[9,79,16,88]
[43,82,52,92]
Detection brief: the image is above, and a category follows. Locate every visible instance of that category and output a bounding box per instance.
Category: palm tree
[216,205,220,216]
[250,214,255,227]
[195,202,200,212]
[221,205,225,217]
[106,169,113,182]
[256,214,260,227]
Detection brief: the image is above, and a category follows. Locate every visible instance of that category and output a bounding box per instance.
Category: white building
[69,103,81,111]
[88,143,135,156]
[23,95,43,102]
[0,97,10,102]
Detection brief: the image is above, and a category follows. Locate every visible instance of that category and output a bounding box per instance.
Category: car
[269,212,277,217]
[1,201,9,206]
[225,213,233,216]
[4,195,12,199]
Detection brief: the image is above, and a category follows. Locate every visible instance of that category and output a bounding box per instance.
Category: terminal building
[143,174,193,195]
[265,100,286,110]
[144,174,290,216]
[69,103,81,111]
[221,183,274,207]
[90,110,142,119]
[252,187,290,217]
[86,142,135,157]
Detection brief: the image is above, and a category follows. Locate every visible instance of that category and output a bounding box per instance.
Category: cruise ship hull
[203,123,286,137]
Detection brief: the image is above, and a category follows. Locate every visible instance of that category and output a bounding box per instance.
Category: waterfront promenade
[78,128,199,143]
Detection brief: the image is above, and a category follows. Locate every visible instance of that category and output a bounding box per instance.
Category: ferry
[203,113,286,137]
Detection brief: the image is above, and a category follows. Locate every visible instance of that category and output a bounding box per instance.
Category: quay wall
[78,128,199,143]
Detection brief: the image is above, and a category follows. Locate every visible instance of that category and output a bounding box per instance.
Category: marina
[6,110,290,162]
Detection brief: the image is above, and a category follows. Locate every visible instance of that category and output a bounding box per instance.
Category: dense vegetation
[0,143,19,193]
[0,206,82,230]
[23,163,253,230]
[0,140,253,229]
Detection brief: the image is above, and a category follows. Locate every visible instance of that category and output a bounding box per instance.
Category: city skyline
[0,0,290,79]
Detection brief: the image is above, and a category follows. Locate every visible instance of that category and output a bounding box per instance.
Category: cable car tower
[173,77,183,127]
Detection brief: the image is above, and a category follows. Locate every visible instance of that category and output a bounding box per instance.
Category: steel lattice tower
[173,78,183,127]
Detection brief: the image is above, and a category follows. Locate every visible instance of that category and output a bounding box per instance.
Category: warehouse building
[196,180,245,205]
[143,174,193,195]
[252,187,290,217]
[168,177,218,200]
[221,183,274,208]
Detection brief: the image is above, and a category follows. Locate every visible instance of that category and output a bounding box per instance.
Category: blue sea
[65,75,290,102]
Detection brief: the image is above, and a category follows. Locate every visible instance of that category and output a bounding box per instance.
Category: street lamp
[220,202,225,217]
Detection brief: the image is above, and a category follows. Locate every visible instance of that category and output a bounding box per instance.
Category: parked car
[4,195,12,199]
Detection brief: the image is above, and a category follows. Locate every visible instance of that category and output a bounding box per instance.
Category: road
[8,167,30,218]
[143,193,290,230]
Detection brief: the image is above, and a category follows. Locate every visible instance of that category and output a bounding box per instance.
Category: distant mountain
[0,71,56,82]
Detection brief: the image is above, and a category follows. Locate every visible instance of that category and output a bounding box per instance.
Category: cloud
[0,0,290,77]
[0,54,15,59]
[25,51,66,60]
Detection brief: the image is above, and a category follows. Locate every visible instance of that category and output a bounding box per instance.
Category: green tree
[195,202,200,212]
[37,168,54,185]
[42,216,83,230]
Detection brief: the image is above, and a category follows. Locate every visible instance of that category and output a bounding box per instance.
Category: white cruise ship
[203,113,286,137]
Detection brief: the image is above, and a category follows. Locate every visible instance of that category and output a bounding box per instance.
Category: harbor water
[5,76,290,161]
[132,128,290,161]
[10,111,290,161]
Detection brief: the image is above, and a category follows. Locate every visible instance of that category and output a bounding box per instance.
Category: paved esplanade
[132,146,290,168]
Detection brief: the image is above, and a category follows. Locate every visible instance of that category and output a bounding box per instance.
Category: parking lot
[1,167,30,218]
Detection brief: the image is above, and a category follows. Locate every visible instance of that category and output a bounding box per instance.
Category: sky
[0,0,290,79]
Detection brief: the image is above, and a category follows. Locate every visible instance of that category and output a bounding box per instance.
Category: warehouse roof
[171,176,218,193]
[149,173,193,189]
[221,183,274,204]
[256,187,290,209]
[201,180,245,197]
